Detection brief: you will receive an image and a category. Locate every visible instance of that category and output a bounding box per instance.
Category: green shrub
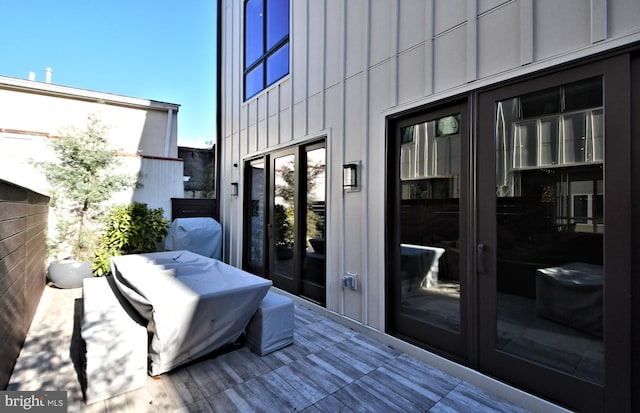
[37,114,136,262]
[92,202,170,276]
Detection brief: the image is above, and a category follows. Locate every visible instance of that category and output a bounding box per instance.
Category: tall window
[244,0,290,100]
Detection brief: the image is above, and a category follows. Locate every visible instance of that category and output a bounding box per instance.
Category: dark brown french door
[243,141,326,305]
[387,99,470,361]
[476,59,631,413]
[388,56,632,412]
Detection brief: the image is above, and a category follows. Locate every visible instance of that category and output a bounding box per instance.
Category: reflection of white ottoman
[535,263,603,337]
[246,292,294,356]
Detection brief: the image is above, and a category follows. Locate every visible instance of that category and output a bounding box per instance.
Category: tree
[39,114,136,262]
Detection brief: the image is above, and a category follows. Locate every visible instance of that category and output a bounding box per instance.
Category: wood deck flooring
[7,285,535,412]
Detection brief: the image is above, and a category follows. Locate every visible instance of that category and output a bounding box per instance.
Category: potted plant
[92,202,170,276]
[274,203,294,259]
[38,114,136,288]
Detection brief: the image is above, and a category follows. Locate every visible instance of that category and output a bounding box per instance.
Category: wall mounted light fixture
[230,182,239,196]
[343,161,360,191]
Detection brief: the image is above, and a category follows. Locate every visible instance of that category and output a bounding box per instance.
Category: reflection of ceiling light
[183,176,191,182]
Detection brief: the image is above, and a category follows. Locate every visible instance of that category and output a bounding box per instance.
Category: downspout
[164,108,174,157]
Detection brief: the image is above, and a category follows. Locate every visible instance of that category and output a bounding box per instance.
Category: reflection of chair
[400,244,445,291]
[437,240,460,281]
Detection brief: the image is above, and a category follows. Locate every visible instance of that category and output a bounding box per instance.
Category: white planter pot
[48,261,93,289]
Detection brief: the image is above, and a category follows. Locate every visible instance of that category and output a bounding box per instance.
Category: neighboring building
[218,1,640,412]
[179,145,215,198]
[0,74,183,217]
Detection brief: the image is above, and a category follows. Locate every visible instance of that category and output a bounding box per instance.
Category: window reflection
[274,155,295,274]
[302,148,326,304]
[495,77,604,385]
[249,162,265,268]
[243,0,289,100]
[398,115,461,332]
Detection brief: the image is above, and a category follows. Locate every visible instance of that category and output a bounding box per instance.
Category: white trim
[164,109,174,157]
[0,75,179,111]
[241,128,330,161]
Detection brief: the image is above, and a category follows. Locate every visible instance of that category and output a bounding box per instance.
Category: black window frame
[243,0,290,101]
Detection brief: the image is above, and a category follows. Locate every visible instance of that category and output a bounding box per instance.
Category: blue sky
[0,1,217,147]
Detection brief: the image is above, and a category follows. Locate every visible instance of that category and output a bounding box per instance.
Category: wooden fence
[0,180,49,389]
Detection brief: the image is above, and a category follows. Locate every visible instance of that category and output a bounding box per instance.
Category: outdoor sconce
[343,161,360,191]
[230,182,239,197]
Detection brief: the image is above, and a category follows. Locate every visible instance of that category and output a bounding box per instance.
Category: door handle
[477,243,488,274]
[268,224,273,239]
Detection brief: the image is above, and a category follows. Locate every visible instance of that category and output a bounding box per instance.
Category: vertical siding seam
[520,0,533,65]
[322,0,327,131]
[305,0,310,138]
[392,0,399,107]
[467,0,478,82]
[221,0,230,261]
[288,0,294,146]
[362,0,371,326]
[232,0,240,263]
[266,92,270,150]
[277,85,281,148]
[591,0,607,43]
[425,0,434,96]
[339,0,348,315]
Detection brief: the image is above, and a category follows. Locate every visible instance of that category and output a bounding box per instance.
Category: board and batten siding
[219,0,640,329]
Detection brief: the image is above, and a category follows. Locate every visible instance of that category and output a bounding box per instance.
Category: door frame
[385,50,634,412]
[242,139,327,305]
[269,147,300,293]
[385,97,472,363]
[476,54,631,412]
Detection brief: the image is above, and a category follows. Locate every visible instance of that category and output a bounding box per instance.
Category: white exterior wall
[0,78,182,217]
[220,0,640,329]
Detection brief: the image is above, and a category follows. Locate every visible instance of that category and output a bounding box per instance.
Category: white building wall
[0,78,182,218]
[220,0,640,330]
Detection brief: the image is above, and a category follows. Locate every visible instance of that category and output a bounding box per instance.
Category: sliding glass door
[476,61,630,412]
[387,56,632,412]
[243,140,326,305]
[387,100,470,360]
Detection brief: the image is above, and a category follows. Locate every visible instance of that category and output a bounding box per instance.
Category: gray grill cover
[110,250,272,375]
[164,217,222,260]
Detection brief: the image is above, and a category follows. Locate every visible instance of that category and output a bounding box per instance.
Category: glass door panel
[272,152,297,287]
[301,146,326,304]
[388,101,468,360]
[245,159,267,275]
[399,116,461,332]
[493,78,604,386]
[244,141,327,304]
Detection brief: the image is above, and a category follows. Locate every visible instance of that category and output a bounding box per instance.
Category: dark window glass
[267,0,289,49]
[245,64,264,100]
[564,77,603,111]
[266,43,289,85]
[520,88,560,118]
[401,125,415,144]
[244,0,289,100]
[245,0,264,69]
[495,80,604,385]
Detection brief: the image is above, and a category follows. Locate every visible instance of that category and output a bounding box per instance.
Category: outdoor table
[110,250,272,375]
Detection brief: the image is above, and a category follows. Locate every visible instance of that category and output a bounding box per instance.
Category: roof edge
[0,75,180,111]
